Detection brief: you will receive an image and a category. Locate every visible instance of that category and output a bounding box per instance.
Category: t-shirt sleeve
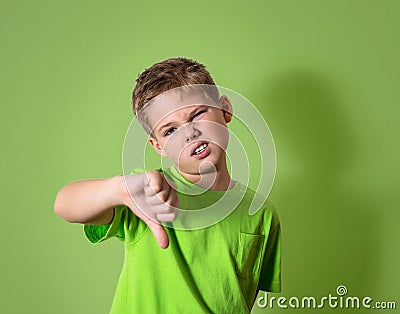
[257,207,281,293]
[83,205,127,243]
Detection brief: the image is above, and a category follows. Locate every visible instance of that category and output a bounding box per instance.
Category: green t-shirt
[84,167,281,314]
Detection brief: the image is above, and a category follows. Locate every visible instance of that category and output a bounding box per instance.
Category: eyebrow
[156,105,207,133]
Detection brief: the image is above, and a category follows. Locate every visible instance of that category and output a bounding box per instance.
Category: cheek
[162,136,184,159]
[201,123,229,149]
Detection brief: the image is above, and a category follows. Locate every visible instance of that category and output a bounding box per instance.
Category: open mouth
[191,142,209,156]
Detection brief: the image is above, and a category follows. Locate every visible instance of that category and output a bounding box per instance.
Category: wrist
[109,174,129,207]
[111,173,145,207]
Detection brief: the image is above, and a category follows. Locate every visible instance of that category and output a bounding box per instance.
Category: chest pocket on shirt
[235,232,264,279]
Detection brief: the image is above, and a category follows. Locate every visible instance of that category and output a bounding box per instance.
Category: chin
[177,162,213,176]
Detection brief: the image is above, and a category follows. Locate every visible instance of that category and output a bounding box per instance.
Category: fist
[142,171,180,223]
[122,171,179,249]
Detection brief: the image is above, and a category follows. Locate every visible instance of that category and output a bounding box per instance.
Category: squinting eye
[192,110,206,119]
[164,128,176,136]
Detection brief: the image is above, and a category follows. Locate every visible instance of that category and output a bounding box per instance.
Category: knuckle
[157,213,177,222]
[170,212,178,221]
[158,191,168,202]
[152,182,162,193]
[147,171,162,192]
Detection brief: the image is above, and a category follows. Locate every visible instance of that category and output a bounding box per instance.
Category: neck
[179,160,235,191]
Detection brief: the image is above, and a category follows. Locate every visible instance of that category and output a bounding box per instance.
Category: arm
[54,171,179,248]
[54,175,125,225]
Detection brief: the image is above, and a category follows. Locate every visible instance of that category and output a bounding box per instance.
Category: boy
[54,57,281,313]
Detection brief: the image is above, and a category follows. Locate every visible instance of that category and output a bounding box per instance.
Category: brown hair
[132,57,219,133]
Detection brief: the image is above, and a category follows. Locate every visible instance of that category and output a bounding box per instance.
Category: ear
[148,136,167,157]
[219,95,233,123]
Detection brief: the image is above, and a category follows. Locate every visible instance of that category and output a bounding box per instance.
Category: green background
[1,0,399,313]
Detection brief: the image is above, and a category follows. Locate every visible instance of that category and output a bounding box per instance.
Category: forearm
[54,175,125,224]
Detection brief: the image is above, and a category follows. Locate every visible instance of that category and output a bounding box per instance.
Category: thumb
[145,219,170,249]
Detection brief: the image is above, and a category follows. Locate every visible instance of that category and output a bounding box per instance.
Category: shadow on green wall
[254,69,381,297]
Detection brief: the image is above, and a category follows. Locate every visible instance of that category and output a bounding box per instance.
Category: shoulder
[237,184,280,228]
[241,185,277,213]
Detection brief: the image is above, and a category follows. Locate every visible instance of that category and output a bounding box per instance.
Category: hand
[121,171,179,249]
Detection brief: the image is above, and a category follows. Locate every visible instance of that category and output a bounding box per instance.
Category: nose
[184,122,200,142]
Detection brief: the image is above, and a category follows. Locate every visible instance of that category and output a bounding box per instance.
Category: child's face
[146,90,232,177]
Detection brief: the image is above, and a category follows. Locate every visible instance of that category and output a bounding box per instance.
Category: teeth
[194,143,207,154]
